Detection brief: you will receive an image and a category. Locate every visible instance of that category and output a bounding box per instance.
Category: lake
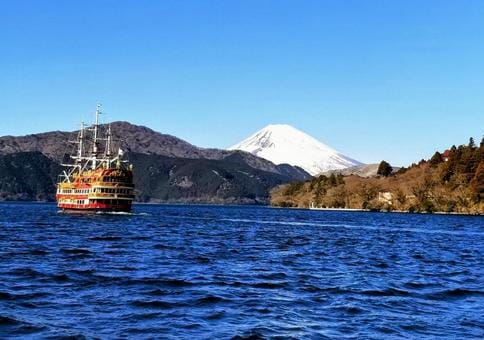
[0,203,483,338]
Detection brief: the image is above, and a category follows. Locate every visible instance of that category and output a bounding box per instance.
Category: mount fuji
[228,124,362,176]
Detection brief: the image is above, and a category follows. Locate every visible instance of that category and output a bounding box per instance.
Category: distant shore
[1,200,482,215]
[269,203,482,216]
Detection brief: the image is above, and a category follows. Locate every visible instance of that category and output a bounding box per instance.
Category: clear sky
[0,0,483,166]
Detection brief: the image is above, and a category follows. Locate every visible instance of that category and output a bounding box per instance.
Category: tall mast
[106,123,112,163]
[78,122,84,166]
[92,104,101,169]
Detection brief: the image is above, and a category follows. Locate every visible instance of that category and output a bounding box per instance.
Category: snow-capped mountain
[228,124,362,176]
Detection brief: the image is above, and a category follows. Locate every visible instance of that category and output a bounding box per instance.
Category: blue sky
[0,0,483,166]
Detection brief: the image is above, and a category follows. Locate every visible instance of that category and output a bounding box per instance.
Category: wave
[250,282,287,289]
[61,248,93,257]
[0,315,21,325]
[89,235,123,241]
[96,211,150,216]
[427,288,484,300]
[130,299,174,309]
[194,295,228,305]
[171,215,484,237]
[125,278,194,287]
[360,288,411,297]
[8,268,43,278]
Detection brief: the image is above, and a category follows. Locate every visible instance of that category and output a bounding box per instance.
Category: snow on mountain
[228,124,362,176]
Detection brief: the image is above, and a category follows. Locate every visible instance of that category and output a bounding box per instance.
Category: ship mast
[77,122,84,168]
[91,104,101,169]
[106,123,112,164]
[60,104,127,183]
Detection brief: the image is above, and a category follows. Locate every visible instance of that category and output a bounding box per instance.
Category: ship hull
[58,202,132,213]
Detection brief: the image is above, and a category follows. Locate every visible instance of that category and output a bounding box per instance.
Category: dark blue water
[0,203,483,339]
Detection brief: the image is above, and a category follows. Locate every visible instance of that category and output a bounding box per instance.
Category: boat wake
[95,211,150,216]
[57,210,149,216]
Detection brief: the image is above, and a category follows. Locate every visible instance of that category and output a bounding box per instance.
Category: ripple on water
[0,203,482,338]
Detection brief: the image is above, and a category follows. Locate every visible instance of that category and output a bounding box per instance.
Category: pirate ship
[56,105,135,212]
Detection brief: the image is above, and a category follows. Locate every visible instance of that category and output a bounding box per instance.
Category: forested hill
[0,121,309,180]
[0,122,310,204]
[271,138,484,214]
[0,151,300,204]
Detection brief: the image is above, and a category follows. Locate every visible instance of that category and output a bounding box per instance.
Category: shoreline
[0,200,481,216]
[271,204,482,216]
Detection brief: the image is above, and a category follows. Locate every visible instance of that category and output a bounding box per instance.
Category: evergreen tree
[329,173,337,186]
[469,137,476,148]
[337,173,345,185]
[430,151,442,166]
[377,160,393,177]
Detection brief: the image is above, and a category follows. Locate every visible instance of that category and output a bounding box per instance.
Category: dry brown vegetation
[271,139,484,214]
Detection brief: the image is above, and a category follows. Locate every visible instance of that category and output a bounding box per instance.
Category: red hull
[58,202,132,212]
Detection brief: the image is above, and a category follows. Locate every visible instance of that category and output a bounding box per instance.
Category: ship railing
[88,193,135,199]
[91,182,134,187]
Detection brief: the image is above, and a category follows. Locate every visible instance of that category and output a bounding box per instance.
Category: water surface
[0,203,483,338]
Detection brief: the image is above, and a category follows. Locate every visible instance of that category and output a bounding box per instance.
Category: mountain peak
[229,124,362,175]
